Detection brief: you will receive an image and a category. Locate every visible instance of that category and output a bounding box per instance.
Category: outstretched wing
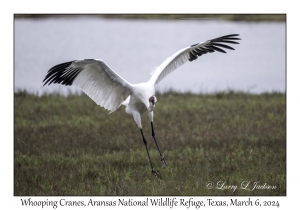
[43,59,132,113]
[148,34,241,85]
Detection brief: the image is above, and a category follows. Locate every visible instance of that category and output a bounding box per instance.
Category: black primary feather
[42,60,79,86]
[188,34,241,62]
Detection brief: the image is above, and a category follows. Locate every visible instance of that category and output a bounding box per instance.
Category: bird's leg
[151,122,167,166]
[140,129,160,177]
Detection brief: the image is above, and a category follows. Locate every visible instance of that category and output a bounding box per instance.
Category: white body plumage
[43,34,241,175]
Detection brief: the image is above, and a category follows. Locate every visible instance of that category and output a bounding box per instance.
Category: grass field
[14,91,286,196]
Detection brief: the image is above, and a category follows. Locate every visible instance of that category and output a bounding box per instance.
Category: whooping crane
[43,34,241,176]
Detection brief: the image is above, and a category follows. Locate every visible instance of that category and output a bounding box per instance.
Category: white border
[3,0,299,209]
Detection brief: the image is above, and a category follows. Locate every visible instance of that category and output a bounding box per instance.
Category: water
[14,17,285,95]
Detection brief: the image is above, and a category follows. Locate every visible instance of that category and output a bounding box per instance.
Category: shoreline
[14,14,286,22]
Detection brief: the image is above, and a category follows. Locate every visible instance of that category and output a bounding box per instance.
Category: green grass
[14,90,286,196]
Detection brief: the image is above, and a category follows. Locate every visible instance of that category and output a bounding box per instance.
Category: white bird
[43,34,241,176]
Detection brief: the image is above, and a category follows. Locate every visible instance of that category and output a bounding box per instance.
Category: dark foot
[161,156,167,166]
[151,168,160,178]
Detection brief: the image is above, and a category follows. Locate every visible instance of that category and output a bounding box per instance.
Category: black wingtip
[188,34,240,62]
[216,34,240,41]
[42,60,78,86]
[220,34,240,38]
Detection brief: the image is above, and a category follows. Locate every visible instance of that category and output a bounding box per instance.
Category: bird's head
[149,96,157,111]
